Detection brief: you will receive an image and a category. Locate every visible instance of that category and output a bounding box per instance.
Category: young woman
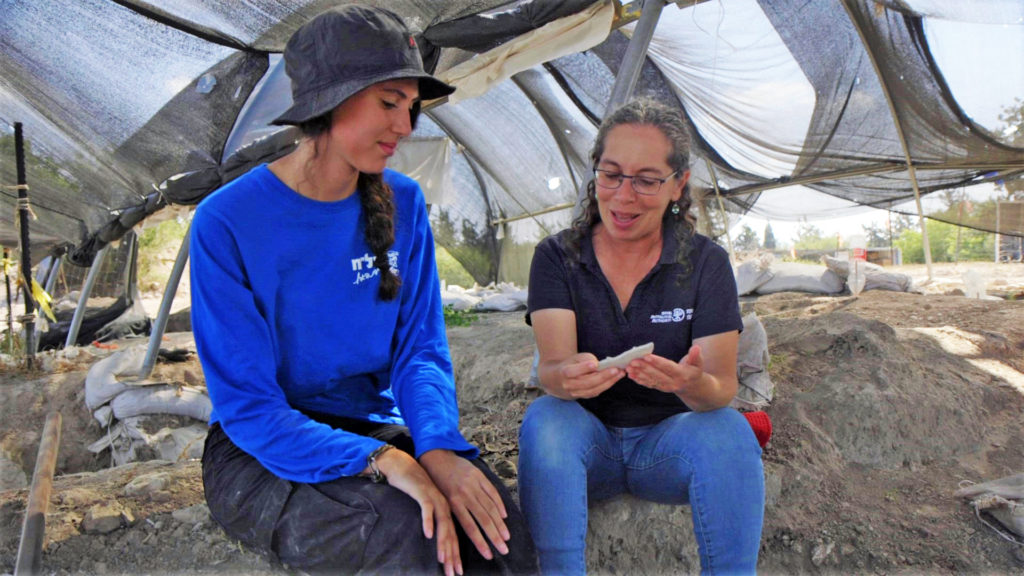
[190,6,537,575]
[518,98,764,574]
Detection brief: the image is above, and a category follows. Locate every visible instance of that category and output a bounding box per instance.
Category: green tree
[894,218,993,263]
[995,97,1023,200]
[430,208,496,284]
[863,221,888,248]
[735,225,760,252]
[763,222,776,250]
[862,213,915,248]
[792,222,836,251]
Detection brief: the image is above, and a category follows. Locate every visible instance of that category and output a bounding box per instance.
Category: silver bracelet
[367,444,396,484]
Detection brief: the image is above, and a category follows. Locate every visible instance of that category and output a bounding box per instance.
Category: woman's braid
[358,172,401,300]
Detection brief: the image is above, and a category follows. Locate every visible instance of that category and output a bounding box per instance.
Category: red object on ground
[743,411,772,448]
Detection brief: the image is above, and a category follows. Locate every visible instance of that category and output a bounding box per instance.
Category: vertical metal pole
[888,211,894,266]
[705,158,736,262]
[606,0,666,112]
[954,197,964,264]
[994,201,1000,263]
[14,123,37,366]
[65,245,109,348]
[43,255,62,295]
[4,247,14,355]
[578,0,667,209]
[139,222,191,379]
[841,0,933,281]
[14,411,62,576]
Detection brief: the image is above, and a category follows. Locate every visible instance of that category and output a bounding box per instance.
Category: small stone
[83,503,126,534]
[125,472,171,497]
[172,503,211,525]
[183,369,203,386]
[811,541,834,566]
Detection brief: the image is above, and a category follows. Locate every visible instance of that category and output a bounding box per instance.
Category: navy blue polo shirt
[527,227,742,427]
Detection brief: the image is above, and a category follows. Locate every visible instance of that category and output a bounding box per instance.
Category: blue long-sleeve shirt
[190,164,477,483]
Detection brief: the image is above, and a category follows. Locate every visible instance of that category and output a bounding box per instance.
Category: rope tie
[152,182,168,206]
[2,184,29,191]
[14,197,38,223]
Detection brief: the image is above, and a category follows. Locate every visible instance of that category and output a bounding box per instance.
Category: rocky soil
[1,262,1023,575]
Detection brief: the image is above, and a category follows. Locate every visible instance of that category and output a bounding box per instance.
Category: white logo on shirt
[352,251,400,285]
[651,308,692,324]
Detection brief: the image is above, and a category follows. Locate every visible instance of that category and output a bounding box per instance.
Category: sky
[729,14,1023,248]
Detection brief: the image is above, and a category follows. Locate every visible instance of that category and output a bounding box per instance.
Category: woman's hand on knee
[420,450,511,563]
[374,449,462,575]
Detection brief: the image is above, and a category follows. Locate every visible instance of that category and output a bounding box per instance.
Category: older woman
[518,98,764,574]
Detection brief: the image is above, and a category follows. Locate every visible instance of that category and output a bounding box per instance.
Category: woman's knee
[276,482,433,573]
[656,408,762,469]
[689,408,758,447]
[519,396,592,457]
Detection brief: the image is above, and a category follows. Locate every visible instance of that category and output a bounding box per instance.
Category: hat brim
[271,70,455,126]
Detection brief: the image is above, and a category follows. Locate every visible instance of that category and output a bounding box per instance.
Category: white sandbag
[955,473,1024,500]
[735,260,774,296]
[110,385,212,422]
[478,290,528,312]
[822,255,914,292]
[864,271,915,292]
[93,405,114,427]
[85,345,148,410]
[87,417,206,466]
[465,282,496,298]
[756,262,844,295]
[148,424,208,462]
[441,291,481,311]
[732,313,773,410]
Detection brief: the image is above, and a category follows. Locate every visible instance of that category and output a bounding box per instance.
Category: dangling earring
[671,202,681,215]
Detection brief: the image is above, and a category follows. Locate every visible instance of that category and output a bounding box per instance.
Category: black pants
[202,416,539,575]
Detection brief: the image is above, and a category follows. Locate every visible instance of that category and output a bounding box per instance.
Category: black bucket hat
[271,5,455,126]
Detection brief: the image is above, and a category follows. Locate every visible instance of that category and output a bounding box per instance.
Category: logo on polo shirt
[351,250,400,286]
[651,308,692,323]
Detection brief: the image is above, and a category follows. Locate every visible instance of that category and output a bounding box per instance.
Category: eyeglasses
[593,168,678,196]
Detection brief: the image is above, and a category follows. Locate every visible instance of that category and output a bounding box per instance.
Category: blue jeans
[518,396,764,575]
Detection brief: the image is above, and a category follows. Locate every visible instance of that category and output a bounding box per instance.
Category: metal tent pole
[13,123,37,366]
[577,0,667,209]
[994,201,1000,263]
[42,255,62,296]
[65,245,109,349]
[705,158,736,262]
[4,248,13,355]
[841,0,933,282]
[606,0,666,112]
[139,221,191,379]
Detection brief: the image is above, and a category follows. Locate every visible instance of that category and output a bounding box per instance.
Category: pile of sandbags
[441,282,529,312]
[85,345,210,466]
[735,254,918,296]
[735,256,844,296]
[821,255,917,293]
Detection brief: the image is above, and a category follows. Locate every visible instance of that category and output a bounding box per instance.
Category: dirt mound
[2,281,1024,574]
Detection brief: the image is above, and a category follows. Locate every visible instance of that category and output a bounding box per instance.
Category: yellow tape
[31,278,56,322]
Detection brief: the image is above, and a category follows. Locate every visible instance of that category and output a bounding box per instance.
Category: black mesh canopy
[2,0,1022,283]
